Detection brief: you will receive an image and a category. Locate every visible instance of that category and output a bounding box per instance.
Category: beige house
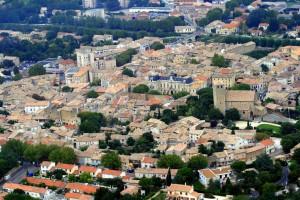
[167,184,203,200]
[199,166,232,187]
[212,68,236,89]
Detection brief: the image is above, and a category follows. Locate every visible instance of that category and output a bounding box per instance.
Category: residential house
[3,183,48,199]
[198,166,232,187]
[260,138,275,155]
[245,144,266,164]
[101,169,126,179]
[166,143,187,156]
[205,20,225,34]
[40,161,56,176]
[24,101,50,114]
[175,26,196,34]
[65,183,98,194]
[78,165,101,177]
[212,68,236,89]
[211,150,234,167]
[167,184,203,200]
[219,21,240,35]
[55,163,78,175]
[258,23,269,31]
[65,192,94,200]
[73,134,105,149]
[141,157,157,169]
[135,168,177,180]
[26,177,66,189]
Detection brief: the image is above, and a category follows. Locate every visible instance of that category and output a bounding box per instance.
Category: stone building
[213,85,264,120]
[148,74,203,95]
[212,68,236,89]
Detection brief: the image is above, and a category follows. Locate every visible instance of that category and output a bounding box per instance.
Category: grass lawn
[256,123,281,136]
[150,192,166,200]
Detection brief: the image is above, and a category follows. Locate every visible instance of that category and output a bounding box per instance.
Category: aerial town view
[2,0,300,199]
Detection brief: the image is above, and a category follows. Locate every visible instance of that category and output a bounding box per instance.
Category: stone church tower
[213,85,227,114]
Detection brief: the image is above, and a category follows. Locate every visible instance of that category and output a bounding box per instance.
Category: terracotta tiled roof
[102,169,122,177]
[66,183,98,194]
[167,184,192,192]
[79,165,97,173]
[65,192,93,200]
[3,183,47,194]
[141,157,156,164]
[26,177,66,188]
[41,161,53,167]
[260,138,274,147]
[199,169,216,179]
[56,163,77,170]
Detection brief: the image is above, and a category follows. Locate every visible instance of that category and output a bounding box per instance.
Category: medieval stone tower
[213,85,227,114]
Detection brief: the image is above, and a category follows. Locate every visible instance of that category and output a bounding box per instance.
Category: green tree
[48,147,76,164]
[79,172,93,183]
[225,108,240,121]
[166,168,172,186]
[78,112,106,133]
[172,91,189,99]
[281,135,296,153]
[231,84,251,90]
[148,90,161,95]
[132,84,149,93]
[207,179,221,194]
[207,8,223,23]
[292,148,300,164]
[4,191,37,200]
[280,122,296,135]
[13,74,22,81]
[122,68,135,77]
[62,86,73,92]
[86,90,99,98]
[261,64,269,72]
[208,108,224,120]
[101,151,121,169]
[211,54,230,67]
[150,42,165,50]
[231,161,246,173]
[174,167,194,184]
[133,132,155,153]
[157,154,184,169]
[246,8,267,28]
[261,183,276,200]
[28,64,46,76]
[116,48,137,67]
[94,187,116,200]
[232,195,249,200]
[50,169,67,180]
[254,154,274,171]
[98,141,107,149]
[126,137,135,146]
[161,109,178,124]
[187,155,208,170]
[255,132,270,141]
[1,139,27,165]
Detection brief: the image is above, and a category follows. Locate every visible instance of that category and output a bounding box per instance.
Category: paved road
[0,163,38,189]
[277,166,289,187]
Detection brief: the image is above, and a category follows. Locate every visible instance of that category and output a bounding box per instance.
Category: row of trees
[51,14,185,36]
[0,35,79,61]
[116,48,137,67]
[0,0,81,24]
[0,139,76,178]
[221,35,300,48]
